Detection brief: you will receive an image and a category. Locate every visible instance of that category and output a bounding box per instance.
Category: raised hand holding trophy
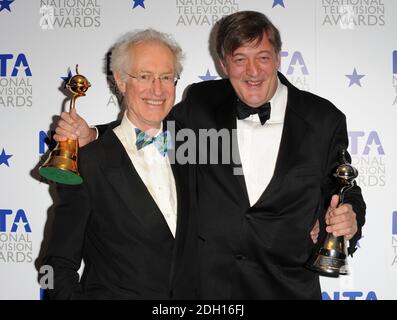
[307,149,358,277]
[39,65,91,185]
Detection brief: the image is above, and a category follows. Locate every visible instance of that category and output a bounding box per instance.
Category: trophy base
[306,249,349,277]
[39,167,83,185]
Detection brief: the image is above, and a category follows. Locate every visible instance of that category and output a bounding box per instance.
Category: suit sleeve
[96,124,109,139]
[41,182,91,299]
[322,114,366,256]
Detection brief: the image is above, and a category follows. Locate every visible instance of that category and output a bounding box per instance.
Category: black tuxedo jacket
[170,72,366,299]
[43,121,197,299]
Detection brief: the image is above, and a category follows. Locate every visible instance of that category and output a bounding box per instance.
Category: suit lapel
[273,97,308,178]
[213,81,250,208]
[99,124,174,241]
[165,122,186,244]
[254,73,309,206]
[167,124,188,282]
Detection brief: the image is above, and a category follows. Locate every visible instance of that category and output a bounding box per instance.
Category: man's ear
[276,52,281,70]
[113,72,126,94]
[219,59,229,77]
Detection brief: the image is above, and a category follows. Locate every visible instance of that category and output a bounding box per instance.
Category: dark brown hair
[216,11,282,62]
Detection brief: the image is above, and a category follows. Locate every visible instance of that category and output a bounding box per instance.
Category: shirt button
[245,213,252,220]
[235,254,246,261]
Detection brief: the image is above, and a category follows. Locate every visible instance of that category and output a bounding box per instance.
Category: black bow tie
[236,99,271,125]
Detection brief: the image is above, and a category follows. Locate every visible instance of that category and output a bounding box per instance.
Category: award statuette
[306,149,358,277]
[39,65,91,185]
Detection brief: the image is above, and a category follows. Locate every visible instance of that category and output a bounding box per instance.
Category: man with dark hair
[215,10,282,60]
[53,11,365,299]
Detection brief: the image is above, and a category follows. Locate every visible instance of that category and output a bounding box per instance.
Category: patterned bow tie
[135,128,172,157]
[236,99,271,125]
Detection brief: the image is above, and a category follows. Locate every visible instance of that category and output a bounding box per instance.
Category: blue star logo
[132,0,145,9]
[198,69,218,81]
[61,69,72,83]
[12,220,32,233]
[272,0,285,8]
[345,68,365,87]
[0,0,14,12]
[0,148,12,166]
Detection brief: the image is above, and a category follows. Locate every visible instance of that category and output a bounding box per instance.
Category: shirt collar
[120,112,163,147]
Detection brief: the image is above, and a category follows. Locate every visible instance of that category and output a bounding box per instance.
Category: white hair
[110,28,184,82]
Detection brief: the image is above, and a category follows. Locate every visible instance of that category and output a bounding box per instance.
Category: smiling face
[220,32,280,108]
[114,40,176,131]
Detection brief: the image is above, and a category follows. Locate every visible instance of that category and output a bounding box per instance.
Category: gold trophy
[39,65,91,185]
[306,149,358,277]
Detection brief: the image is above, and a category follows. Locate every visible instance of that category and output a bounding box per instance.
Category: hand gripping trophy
[307,149,358,277]
[39,65,90,185]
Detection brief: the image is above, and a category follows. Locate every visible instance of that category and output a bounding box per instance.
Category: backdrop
[1,0,396,300]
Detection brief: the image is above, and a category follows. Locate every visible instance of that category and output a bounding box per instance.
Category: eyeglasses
[125,72,180,86]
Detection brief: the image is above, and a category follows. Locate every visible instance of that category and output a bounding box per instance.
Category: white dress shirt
[113,113,177,237]
[237,79,288,206]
